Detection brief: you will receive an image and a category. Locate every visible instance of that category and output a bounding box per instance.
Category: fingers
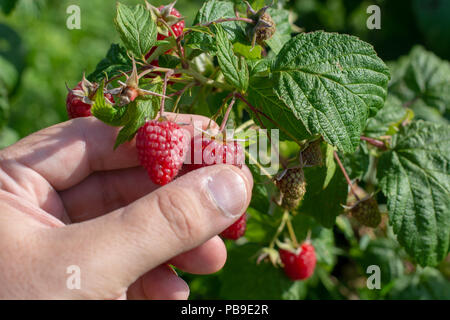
[60,167,158,222]
[169,236,227,274]
[0,113,215,191]
[42,164,252,298]
[127,265,189,300]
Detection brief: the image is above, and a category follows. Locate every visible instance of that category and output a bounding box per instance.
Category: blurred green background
[1,0,449,145]
[1,0,450,300]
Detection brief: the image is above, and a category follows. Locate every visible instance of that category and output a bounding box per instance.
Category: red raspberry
[136,120,188,185]
[186,135,245,171]
[220,213,247,240]
[279,242,317,281]
[146,4,185,59]
[66,81,114,119]
[157,5,184,40]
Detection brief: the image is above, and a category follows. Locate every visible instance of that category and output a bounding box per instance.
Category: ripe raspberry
[279,242,316,281]
[136,119,188,185]
[220,213,247,240]
[156,5,184,40]
[276,168,307,209]
[350,196,381,228]
[66,81,114,119]
[186,135,245,170]
[301,140,323,167]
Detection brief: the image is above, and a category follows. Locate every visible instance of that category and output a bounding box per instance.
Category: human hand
[0,114,253,299]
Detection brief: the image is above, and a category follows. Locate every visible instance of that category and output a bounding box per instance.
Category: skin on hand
[0,114,253,300]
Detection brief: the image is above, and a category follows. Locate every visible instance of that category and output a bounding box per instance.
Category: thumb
[45,165,252,298]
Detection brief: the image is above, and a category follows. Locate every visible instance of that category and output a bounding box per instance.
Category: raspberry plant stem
[333,151,360,201]
[160,70,173,117]
[219,96,236,132]
[360,136,387,150]
[269,210,289,250]
[200,17,255,27]
[286,215,299,248]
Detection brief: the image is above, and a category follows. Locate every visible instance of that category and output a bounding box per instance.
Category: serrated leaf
[265,8,292,54]
[90,83,126,126]
[247,77,311,142]
[404,46,450,115]
[114,97,158,149]
[216,25,249,92]
[378,121,450,266]
[114,3,157,59]
[298,160,348,228]
[272,31,390,153]
[186,0,245,53]
[88,44,132,83]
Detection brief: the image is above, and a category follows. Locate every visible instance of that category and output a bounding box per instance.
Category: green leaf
[114,3,157,59]
[404,46,450,115]
[88,44,132,83]
[187,0,245,52]
[91,82,126,126]
[298,157,348,228]
[216,25,249,92]
[114,84,162,149]
[247,76,311,142]
[265,8,292,54]
[378,121,450,266]
[272,31,390,153]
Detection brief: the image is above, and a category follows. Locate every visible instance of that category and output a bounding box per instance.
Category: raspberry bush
[3,0,449,300]
[80,0,450,298]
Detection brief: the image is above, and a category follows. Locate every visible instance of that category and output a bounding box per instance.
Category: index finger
[0,113,216,190]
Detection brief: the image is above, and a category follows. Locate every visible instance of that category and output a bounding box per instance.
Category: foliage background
[1,0,449,299]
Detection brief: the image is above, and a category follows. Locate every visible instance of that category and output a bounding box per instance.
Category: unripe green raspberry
[301,140,323,167]
[276,168,307,209]
[350,196,381,228]
[254,12,276,45]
